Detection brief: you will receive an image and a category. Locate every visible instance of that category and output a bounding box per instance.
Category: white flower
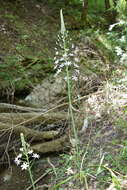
[64,76,67,81]
[55,59,59,64]
[60,57,64,61]
[119,20,125,25]
[66,167,75,175]
[119,36,125,42]
[32,153,40,159]
[14,157,21,166]
[63,53,67,58]
[72,75,78,81]
[55,51,59,55]
[115,46,123,56]
[72,44,74,48]
[55,68,62,76]
[21,162,29,170]
[74,57,79,63]
[75,69,79,74]
[69,53,74,56]
[17,153,22,158]
[28,150,33,154]
[64,76,71,81]
[59,63,65,68]
[65,61,72,66]
[54,64,58,69]
[120,53,127,62]
[54,32,80,78]
[20,148,23,152]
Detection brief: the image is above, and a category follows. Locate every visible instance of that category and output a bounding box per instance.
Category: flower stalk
[14,133,40,190]
[20,133,36,190]
[60,9,79,160]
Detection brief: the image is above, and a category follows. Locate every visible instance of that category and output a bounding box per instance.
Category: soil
[0,0,59,57]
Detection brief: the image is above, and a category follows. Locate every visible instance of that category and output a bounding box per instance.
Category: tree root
[0,112,67,125]
[0,103,45,112]
[32,135,69,153]
[0,106,83,156]
[0,122,59,140]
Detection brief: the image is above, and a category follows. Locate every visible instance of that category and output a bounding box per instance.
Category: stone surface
[25,75,66,109]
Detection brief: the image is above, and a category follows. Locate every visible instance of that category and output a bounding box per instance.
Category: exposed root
[32,135,69,153]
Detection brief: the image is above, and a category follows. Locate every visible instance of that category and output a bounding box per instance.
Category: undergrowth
[48,1,127,189]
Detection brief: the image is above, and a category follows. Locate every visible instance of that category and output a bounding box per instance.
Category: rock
[25,75,66,109]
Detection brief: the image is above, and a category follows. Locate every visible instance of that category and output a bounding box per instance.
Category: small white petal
[120,53,127,62]
[60,57,64,61]
[115,46,123,56]
[119,20,125,25]
[69,53,74,56]
[55,69,62,77]
[72,76,78,81]
[32,153,40,159]
[14,157,21,166]
[75,69,79,74]
[72,44,75,48]
[17,153,22,158]
[20,148,23,152]
[63,53,67,58]
[119,36,125,42]
[59,63,65,68]
[66,167,75,175]
[65,61,72,66]
[54,65,58,69]
[21,162,29,170]
[64,76,67,81]
[28,150,33,154]
[56,69,62,74]
[54,59,59,64]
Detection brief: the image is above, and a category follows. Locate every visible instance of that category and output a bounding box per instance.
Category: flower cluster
[114,45,127,64]
[54,32,80,81]
[108,19,127,65]
[115,46,127,64]
[14,144,40,170]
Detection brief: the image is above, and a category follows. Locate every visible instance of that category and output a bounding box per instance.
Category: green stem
[21,133,36,190]
[63,32,80,166]
[66,66,79,158]
[26,154,36,190]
